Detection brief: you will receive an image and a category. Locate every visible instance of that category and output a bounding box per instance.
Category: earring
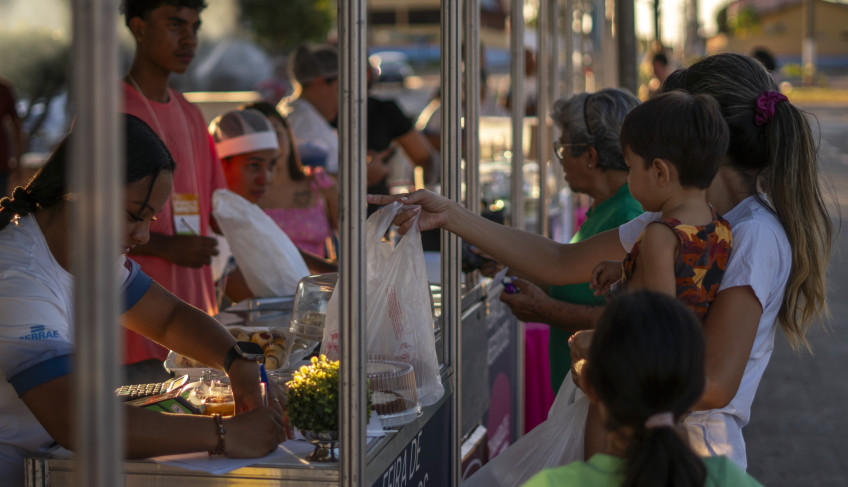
[588,163,593,168]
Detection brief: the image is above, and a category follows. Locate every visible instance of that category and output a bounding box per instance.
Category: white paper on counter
[151,441,314,475]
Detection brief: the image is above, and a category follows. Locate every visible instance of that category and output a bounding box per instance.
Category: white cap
[209,109,279,159]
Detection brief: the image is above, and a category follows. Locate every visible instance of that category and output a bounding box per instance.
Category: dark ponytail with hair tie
[1,187,38,213]
[0,188,41,229]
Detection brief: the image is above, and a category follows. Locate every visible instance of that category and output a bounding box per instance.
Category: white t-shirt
[279,97,339,174]
[619,194,790,470]
[0,215,152,485]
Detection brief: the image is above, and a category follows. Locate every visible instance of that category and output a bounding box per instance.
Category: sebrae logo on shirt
[21,325,61,340]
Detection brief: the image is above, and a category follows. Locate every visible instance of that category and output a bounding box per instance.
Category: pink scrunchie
[754,91,788,126]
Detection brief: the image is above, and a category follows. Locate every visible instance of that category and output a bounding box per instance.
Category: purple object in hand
[503,276,519,294]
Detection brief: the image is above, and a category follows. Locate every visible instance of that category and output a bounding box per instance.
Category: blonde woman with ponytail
[369,53,832,475]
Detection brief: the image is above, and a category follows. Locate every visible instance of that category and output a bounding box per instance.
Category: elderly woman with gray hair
[499,88,643,397]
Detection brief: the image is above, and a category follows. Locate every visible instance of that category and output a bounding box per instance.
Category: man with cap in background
[279,43,394,188]
[278,44,341,175]
[121,0,226,382]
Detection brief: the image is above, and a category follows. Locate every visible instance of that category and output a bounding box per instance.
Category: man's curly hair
[121,0,208,27]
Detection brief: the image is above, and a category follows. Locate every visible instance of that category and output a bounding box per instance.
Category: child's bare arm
[590,260,623,296]
[628,223,678,297]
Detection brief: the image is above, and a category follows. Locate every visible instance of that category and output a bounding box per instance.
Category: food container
[165,325,319,380]
[289,273,338,339]
[221,296,295,328]
[366,358,422,428]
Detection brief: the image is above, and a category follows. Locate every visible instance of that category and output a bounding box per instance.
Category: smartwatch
[223,341,265,373]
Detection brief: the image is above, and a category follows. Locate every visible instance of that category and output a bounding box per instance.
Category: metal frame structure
[439,0,463,484]
[56,0,625,483]
[71,1,123,485]
[337,0,368,485]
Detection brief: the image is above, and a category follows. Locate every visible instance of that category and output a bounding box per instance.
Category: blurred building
[706,0,848,70]
[367,0,509,55]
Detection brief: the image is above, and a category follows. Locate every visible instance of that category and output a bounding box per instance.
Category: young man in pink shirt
[121,0,225,381]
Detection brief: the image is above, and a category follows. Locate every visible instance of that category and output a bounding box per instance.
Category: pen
[180,217,199,235]
[260,363,269,407]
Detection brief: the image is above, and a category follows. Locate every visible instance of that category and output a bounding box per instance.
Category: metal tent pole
[510,0,525,231]
[338,0,368,484]
[441,0,462,484]
[464,0,480,217]
[71,0,123,485]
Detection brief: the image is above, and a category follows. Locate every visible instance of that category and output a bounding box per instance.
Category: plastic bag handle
[368,201,421,242]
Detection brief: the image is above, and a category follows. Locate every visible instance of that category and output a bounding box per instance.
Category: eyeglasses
[553,140,589,161]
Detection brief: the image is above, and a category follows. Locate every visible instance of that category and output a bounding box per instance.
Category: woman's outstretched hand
[367,190,454,234]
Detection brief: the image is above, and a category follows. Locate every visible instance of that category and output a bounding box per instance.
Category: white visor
[215,132,279,159]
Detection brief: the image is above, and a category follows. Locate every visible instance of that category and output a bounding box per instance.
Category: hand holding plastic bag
[212,189,310,297]
[321,202,444,406]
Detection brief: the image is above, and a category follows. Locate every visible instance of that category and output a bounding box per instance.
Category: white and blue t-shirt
[0,214,152,484]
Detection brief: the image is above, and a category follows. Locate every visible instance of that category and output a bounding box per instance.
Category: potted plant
[286,355,371,461]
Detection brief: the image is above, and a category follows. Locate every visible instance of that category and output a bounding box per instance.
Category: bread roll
[264,343,288,370]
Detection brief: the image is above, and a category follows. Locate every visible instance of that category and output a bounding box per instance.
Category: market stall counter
[25,386,451,487]
[25,278,518,487]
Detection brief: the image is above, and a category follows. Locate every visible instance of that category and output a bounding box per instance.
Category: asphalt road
[745,104,848,486]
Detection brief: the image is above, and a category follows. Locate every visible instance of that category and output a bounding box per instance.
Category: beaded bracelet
[208,414,226,456]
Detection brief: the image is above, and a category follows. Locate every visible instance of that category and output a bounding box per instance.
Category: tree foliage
[0,30,69,100]
[0,29,70,149]
[733,7,761,34]
[716,5,761,37]
[239,0,336,54]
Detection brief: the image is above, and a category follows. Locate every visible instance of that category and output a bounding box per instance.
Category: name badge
[172,193,201,235]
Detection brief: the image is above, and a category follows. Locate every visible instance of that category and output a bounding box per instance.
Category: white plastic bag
[212,189,310,297]
[321,202,444,406]
[461,372,589,486]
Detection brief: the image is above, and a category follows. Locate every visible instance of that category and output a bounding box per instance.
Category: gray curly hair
[551,88,640,171]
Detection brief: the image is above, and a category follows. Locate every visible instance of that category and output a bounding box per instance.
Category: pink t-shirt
[264,169,334,257]
[122,82,227,363]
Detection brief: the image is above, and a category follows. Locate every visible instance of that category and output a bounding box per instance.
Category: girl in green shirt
[523,291,762,487]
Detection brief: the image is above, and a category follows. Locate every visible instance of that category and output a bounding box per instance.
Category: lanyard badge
[173,192,201,235]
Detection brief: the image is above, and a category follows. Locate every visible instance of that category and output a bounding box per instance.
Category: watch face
[235,341,266,360]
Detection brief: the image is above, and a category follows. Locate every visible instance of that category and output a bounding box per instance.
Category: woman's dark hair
[240,101,306,181]
[586,291,707,487]
[620,91,729,189]
[122,0,208,27]
[0,114,176,230]
[660,53,832,352]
